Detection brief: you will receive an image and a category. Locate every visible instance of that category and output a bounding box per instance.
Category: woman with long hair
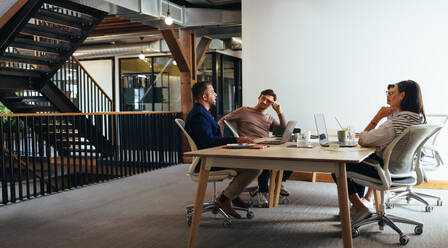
[345,80,426,223]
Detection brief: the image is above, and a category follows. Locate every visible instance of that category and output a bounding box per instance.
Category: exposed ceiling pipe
[73,41,161,58]
[70,0,241,38]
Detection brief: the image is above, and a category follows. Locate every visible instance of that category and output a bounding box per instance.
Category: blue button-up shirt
[185,103,237,150]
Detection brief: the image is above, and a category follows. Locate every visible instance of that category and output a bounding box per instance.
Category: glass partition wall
[197,53,242,119]
[119,53,241,118]
[119,56,180,111]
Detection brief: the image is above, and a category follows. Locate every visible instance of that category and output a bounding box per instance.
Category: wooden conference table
[184,141,375,248]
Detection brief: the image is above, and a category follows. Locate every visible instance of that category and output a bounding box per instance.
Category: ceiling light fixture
[138,52,145,60]
[138,37,145,60]
[165,1,173,25]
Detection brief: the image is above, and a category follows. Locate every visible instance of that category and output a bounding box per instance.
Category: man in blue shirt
[185,82,261,219]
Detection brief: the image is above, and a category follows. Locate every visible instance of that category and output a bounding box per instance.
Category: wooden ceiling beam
[161,29,191,73]
[196,37,212,69]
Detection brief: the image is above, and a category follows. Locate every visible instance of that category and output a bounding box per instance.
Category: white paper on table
[326,148,369,152]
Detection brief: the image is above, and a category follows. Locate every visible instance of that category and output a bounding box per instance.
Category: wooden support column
[161,29,212,161]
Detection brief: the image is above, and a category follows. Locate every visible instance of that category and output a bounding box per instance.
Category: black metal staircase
[0,0,112,156]
[0,0,107,112]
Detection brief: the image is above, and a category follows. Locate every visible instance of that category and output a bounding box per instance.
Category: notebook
[257,121,297,145]
[314,113,357,147]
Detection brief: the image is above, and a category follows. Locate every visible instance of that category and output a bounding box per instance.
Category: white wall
[0,0,18,18]
[79,59,114,109]
[242,0,448,157]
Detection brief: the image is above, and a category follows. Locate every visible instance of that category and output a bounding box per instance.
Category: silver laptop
[257,121,297,145]
[314,113,357,147]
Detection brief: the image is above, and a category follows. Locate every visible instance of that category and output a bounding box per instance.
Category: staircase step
[0,52,61,66]
[34,9,91,29]
[40,122,73,127]
[0,89,18,95]
[44,0,101,17]
[40,130,79,135]
[10,104,56,113]
[61,143,96,148]
[0,67,44,77]
[21,23,81,42]
[11,37,70,54]
[3,96,48,103]
[56,138,89,144]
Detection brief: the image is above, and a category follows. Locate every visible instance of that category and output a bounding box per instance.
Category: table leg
[268,170,278,208]
[273,170,284,207]
[311,172,317,182]
[336,163,353,248]
[374,190,381,213]
[188,158,210,248]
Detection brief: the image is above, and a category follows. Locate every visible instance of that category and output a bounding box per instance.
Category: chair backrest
[223,119,239,138]
[174,118,200,176]
[382,125,441,179]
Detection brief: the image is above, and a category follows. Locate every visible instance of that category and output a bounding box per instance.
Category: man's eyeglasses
[386,91,393,96]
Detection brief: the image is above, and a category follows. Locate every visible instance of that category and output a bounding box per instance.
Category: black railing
[0,111,182,205]
[52,56,114,113]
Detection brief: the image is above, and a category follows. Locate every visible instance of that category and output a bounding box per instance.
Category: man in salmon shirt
[218,89,292,207]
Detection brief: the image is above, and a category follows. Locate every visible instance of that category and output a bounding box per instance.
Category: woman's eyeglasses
[386,91,393,96]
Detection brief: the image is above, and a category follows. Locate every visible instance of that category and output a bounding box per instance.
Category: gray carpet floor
[0,164,447,248]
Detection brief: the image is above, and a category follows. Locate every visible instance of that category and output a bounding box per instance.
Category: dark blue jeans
[332,153,383,197]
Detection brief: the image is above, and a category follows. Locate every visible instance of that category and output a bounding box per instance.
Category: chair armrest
[362,158,391,188]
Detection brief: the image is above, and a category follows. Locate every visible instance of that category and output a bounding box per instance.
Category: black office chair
[348,125,441,245]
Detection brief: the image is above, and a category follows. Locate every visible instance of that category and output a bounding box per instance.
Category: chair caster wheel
[386,203,394,209]
[414,225,423,235]
[223,219,232,227]
[437,199,443,206]
[246,210,255,219]
[425,205,433,212]
[352,228,360,238]
[399,235,409,245]
[279,196,289,205]
[378,220,385,229]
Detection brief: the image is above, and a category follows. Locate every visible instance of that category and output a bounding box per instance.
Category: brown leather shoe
[215,198,241,219]
[232,196,250,209]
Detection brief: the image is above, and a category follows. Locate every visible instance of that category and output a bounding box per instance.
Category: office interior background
[1,0,447,247]
[54,0,448,158]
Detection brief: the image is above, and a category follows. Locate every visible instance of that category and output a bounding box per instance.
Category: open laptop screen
[314,113,329,145]
[280,121,297,142]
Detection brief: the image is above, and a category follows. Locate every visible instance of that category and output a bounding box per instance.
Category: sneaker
[280,183,290,196]
[361,198,375,210]
[351,207,372,224]
[251,192,268,208]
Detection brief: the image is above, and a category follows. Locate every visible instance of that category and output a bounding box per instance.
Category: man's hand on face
[272,102,282,115]
[237,137,255,144]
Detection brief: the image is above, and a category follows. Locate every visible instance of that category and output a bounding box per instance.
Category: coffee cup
[337,130,349,142]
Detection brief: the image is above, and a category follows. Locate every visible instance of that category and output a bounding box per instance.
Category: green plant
[0,102,25,130]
